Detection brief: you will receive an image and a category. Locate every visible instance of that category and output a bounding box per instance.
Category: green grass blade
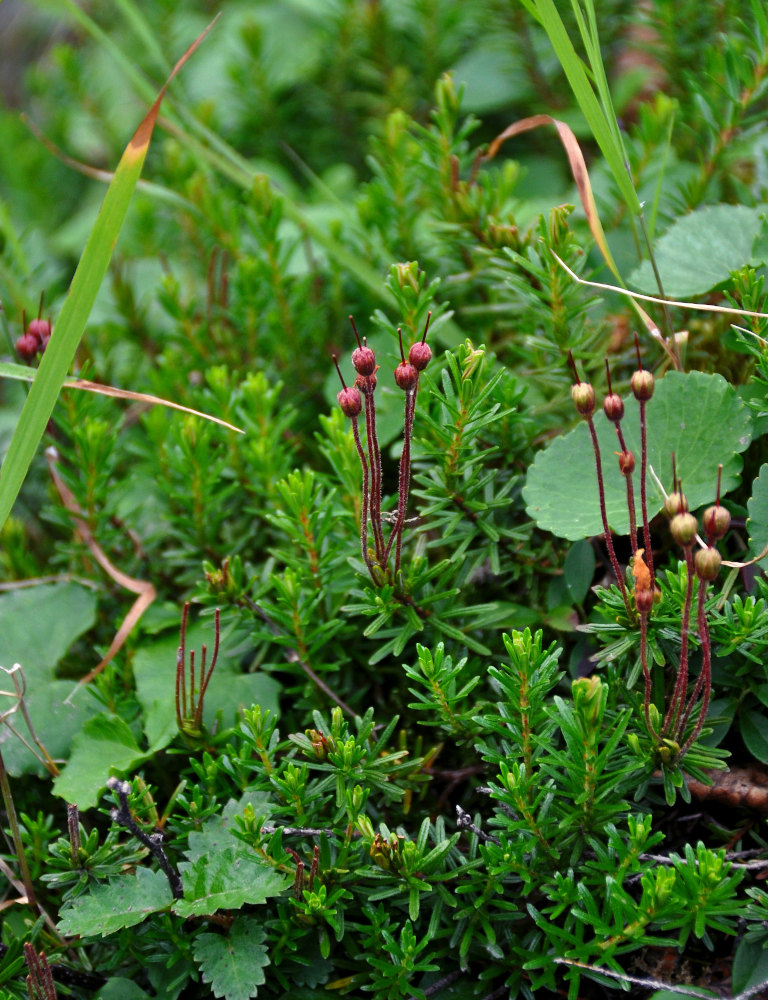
[528,0,641,215]
[0,24,215,532]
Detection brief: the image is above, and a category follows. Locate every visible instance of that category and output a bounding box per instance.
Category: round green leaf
[747,463,768,565]
[740,709,768,764]
[523,371,752,541]
[628,204,766,297]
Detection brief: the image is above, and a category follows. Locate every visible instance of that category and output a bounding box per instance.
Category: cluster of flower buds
[333,312,432,582]
[666,470,729,584]
[16,315,52,364]
[568,341,731,760]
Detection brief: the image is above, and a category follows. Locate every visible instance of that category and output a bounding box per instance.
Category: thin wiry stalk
[193,608,220,730]
[175,602,189,731]
[638,397,653,578]
[363,387,385,562]
[639,610,654,737]
[585,417,631,616]
[385,385,417,574]
[615,422,638,556]
[662,547,695,737]
[679,580,713,751]
[351,418,374,576]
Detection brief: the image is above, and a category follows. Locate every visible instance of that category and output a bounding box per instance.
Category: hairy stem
[586,417,631,615]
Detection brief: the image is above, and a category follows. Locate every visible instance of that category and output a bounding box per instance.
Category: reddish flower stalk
[175,603,221,733]
[679,577,713,751]
[334,313,431,585]
[567,352,631,616]
[638,609,655,736]
[632,334,655,583]
[661,545,695,737]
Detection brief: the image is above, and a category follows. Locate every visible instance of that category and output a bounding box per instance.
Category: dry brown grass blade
[484,115,663,349]
[66,378,243,433]
[46,448,156,702]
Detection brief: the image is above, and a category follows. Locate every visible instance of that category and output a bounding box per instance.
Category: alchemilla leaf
[174,847,289,918]
[627,204,766,297]
[747,463,768,565]
[193,918,269,1000]
[57,868,173,937]
[523,371,752,541]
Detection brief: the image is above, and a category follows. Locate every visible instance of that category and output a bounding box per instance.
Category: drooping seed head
[695,546,722,581]
[670,512,698,547]
[603,393,624,423]
[631,368,655,401]
[702,504,731,541]
[571,381,596,418]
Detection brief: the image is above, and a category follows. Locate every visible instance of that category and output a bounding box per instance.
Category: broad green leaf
[0,26,214,533]
[185,793,274,863]
[133,623,281,749]
[0,583,99,776]
[628,204,766,297]
[0,680,99,778]
[733,937,768,995]
[95,980,152,1000]
[58,868,173,937]
[747,463,768,565]
[523,371,752,541]
[0,583,96,686]
[740,709,768,764]
[52,714,148,808]
[563,539,596,603]
[174,848,289,918]
[193,918,269,1000]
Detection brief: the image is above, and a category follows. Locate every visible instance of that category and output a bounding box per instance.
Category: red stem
[351,418,374,577]
[586,417,631,615]
[662,547,694,736]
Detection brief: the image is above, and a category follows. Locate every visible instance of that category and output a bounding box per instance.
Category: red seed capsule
[408,340,432,372]
[618,450,635,475]
[15,333,38,363]
[26,318,51,347]
[352,344,376,376]
[394,361,418,391]
[337,386,362,418]
[603,393,624,423]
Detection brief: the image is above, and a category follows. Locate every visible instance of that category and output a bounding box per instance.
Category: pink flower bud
[352,344,376,376]
[337,386,362,418]
[602,393,624,423]
[408,340,432,371]
[394,361,418,391]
